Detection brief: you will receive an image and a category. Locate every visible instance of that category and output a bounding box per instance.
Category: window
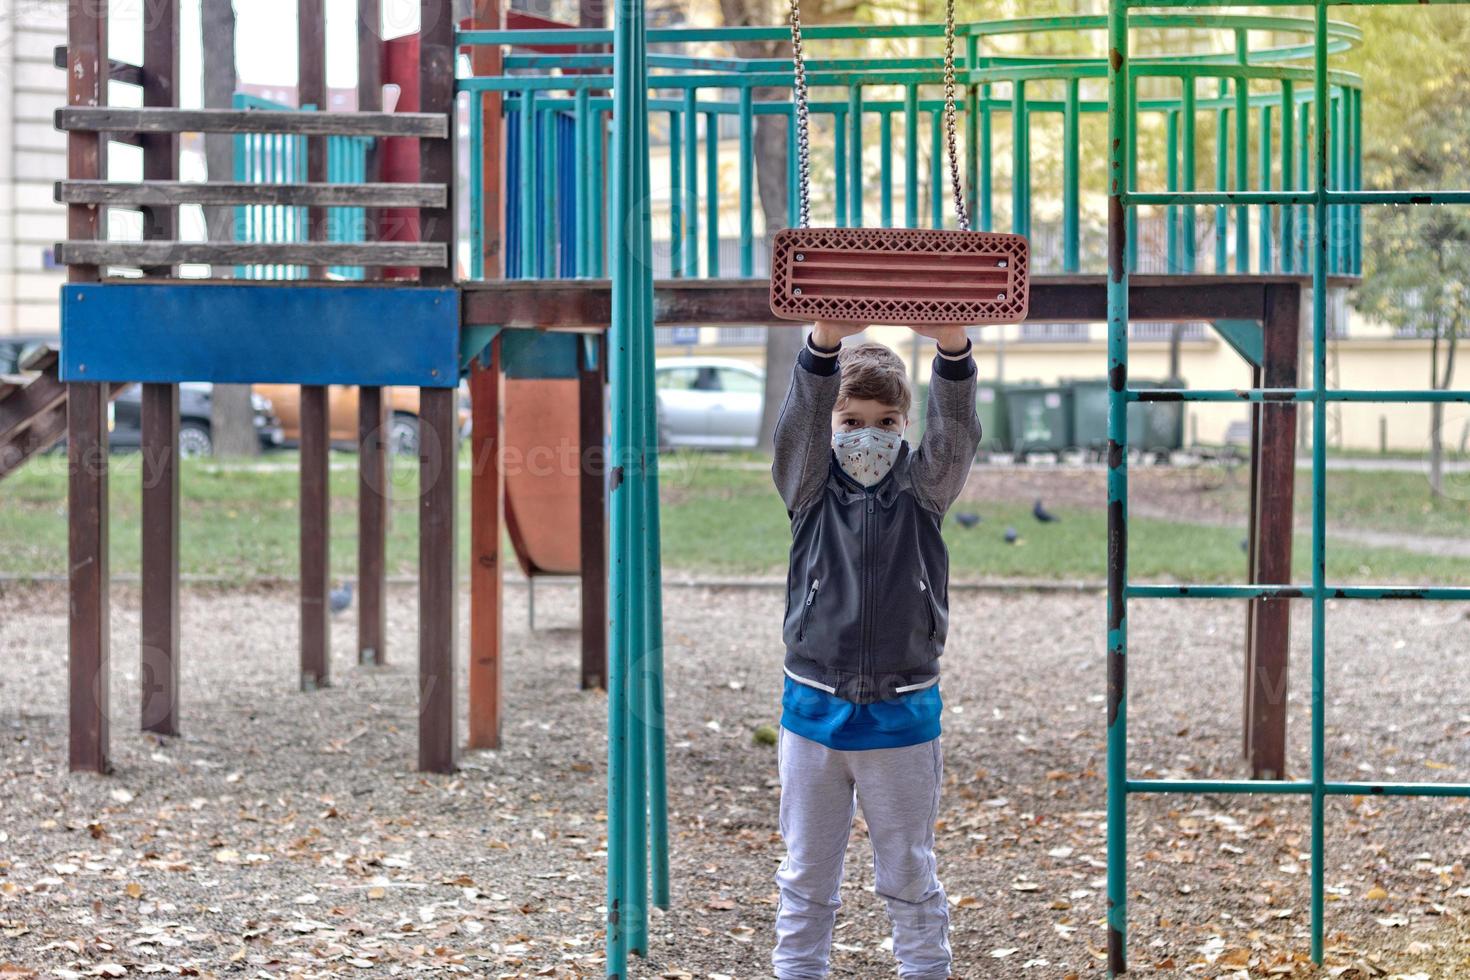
[656,367,700,391]
[716,368,763,394]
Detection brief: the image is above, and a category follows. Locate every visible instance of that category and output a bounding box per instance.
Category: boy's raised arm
[910,334,984,514]
[770,331,844,514]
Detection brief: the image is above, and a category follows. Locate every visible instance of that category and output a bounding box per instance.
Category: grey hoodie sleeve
[910,344,984,514]
[771,341,842,514]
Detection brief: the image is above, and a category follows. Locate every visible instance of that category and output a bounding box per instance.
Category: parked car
[252,383,473,455]
[654,357,764,449]
[108,383,284,456]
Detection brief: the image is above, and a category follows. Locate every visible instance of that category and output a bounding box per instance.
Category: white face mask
[832,426,904,487]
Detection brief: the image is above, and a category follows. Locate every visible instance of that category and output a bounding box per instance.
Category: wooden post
[299,0,327,277]
[358,0,388,667]
[300,386,331,689]
[472,0,504,279]
[469,337,504,747]
[67,0,110,774]
[1244,283,1301,780]
[579,335,608,690]
[419,385,459,771]
[140,0,181,736]
[418,0,458,772]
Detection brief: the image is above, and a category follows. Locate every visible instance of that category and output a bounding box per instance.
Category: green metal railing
[458,15,1367,282]
[1105,1,1470,976]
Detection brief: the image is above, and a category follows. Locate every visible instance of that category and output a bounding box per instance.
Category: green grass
[3,448,1469,584]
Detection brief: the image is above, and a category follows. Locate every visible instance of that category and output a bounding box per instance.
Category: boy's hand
[810,320,867,349]
[910,324,969,355]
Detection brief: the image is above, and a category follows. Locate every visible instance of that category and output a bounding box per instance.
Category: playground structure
[22,0,1468,976]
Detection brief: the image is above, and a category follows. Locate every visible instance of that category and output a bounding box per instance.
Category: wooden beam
[1245,282,1301,780]
[300,385,331,691]
[419,385,459,772]
[19,342,60,373]
[358,386,388,666]
[419,0,456,289]
[56,180,447,208]
[468,338,504,748]
[69,381,111,773]
[140,383,180,735]
[54,45,145,86]
[56,106,449,138]
[140,0,179,277]
[300,0,327,278]
[0,371,66,446]
[578,335,607,691]
[472,0,504,278]
[358,0,384,246]
[56,240,447,268]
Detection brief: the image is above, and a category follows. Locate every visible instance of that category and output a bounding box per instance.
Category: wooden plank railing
[56,107,448,138]
[54,241,447,268]
[56,180,447,209]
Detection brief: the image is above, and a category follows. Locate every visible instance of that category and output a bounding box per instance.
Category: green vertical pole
[706,111,720,277]
[787,103,799,229]
[670,110,682,278]
[930,109,943,229]
[980,82,992,231]
[1281,80,1294,275]
[1064,77,1080,273]
[1234,30,1249,273]
[880,110,893,227]
[1105,0,1129,974]
[739,86,753,275]
[1182,76,1196,273]
[1012,79,1028,238]
[684,89,699,275]
[849,86,863,227]
[1297,98,1309,273]
[905,85,919,228]
[1259,103,1272,273]
[835,109,848,227]
[965,36,979,224]
[575,88,591,277]
[1335,90,1347,274]
[1216,81,1228,274]
[592,109,606,278]
[1310,0,1329,964]
[1166,108,1178,273]
[1125,78,1136,272]
[1352,86,1362,275]
[519,89,536,279]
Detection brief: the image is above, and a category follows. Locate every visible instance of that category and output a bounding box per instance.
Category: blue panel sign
[669,325,699,346]
[61,282,462,388]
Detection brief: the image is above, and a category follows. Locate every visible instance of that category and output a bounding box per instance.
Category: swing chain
[786,0,969,230]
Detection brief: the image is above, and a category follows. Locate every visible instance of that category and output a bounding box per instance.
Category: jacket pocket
[798,578,820,641]
[920,579,937,640]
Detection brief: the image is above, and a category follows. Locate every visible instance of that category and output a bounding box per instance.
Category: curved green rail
[459,13,1365,281]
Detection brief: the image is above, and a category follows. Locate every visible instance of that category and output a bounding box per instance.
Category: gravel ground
[2,579,1468,979]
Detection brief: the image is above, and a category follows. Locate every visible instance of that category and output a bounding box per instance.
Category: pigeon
[1240,536,1250,553]
[1004,526,1020,545]
[329,579,354,615]
[1032,498,1060,523]
[954,512,982,529]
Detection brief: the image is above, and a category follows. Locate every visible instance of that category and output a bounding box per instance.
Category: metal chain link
[787,0,968,230]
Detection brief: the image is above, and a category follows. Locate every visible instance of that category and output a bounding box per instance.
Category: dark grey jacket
[771,339,983,704]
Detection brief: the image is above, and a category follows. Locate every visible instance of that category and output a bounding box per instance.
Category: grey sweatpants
[773,727,951,980]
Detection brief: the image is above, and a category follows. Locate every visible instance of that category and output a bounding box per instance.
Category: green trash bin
[1130,377,1185,458]
[975,382,1010,454]
[1005,384,1072,456]
[1068,378,1110,455]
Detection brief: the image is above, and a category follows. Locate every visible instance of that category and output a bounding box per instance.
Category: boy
[770,320,982,980]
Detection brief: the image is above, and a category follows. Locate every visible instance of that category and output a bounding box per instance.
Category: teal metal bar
[849,86,863,227]
[787,102,799,230]
[1128,583,1470,600]
[519,90,536,279]
[1166,109,1178,271]
[965,36,979,224]
[905,85,919,228]
[543,108,557,276]
[1182,77,1196,272]
[880,110,893,227]
[470,95,483,279]
[980,82,993,230]
[1281,79,1294,274]
[1233,29,1249,273]
[834,108,848,227]
[738,86,753,275]
[1125,77,1135,271]
[705,111,719,276]
[1128,387,1470,403]
[684,90,699,275]
[593,109,606,277]
[576,88,591,277]
[1297,97,1309,272]
[1259,102,1272,272]
[1131,780,1470,797]
[1064,77,1079,272]
[1104,0,1129,972]
[1012,79,1028,238]
[1310,5,1329,959]
[1215,80,1228,272]
[669,110,682,278]
[930,109,943,229]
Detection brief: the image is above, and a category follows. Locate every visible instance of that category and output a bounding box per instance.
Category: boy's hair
[836,342,912,419]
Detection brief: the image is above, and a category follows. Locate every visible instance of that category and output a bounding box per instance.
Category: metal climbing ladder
[1105,0,1470,974]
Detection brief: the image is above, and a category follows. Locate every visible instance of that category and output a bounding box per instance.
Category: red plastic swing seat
[768,226,1030,326]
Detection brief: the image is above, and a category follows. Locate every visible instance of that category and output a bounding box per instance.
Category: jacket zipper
[920,579,937,640]
[862,487,875,687]
[798,578,820,640]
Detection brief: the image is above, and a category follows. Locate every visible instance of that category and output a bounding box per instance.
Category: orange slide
[502,378,584,577]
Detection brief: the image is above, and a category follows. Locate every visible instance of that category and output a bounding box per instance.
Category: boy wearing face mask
[769,320,981,980]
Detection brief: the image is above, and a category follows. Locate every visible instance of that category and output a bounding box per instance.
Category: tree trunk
[1429,316,1443,498]
[202,0,258,458]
